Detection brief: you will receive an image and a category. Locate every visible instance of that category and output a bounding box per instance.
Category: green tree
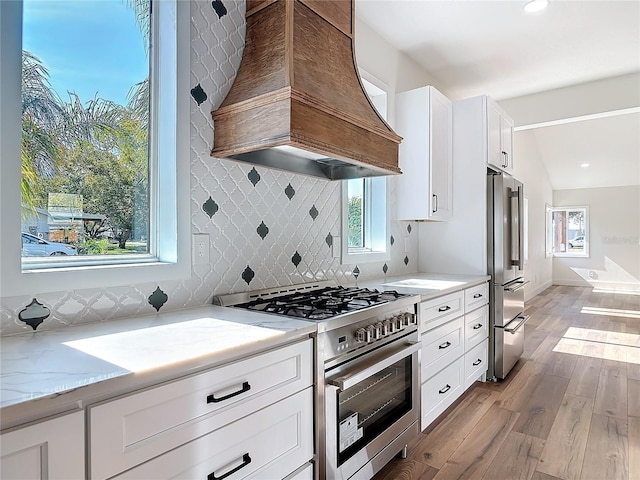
[348,196,364,248]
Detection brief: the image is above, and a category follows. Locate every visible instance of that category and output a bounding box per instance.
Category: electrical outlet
[192,233,210,265]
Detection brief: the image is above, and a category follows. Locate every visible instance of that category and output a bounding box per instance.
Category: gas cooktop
[213,282,414,322]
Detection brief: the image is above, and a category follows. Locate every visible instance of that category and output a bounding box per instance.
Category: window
[341,74,390,264]
[546,206,589,257]
[0,0,190,296]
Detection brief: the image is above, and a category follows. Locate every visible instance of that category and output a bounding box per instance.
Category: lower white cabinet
[112,387,314,480]
[90,339,314,479]
[0,411,84,480]
[464,341,488,389]
[421,358,464,430]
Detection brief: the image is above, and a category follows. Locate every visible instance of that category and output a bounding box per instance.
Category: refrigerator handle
[510,185,524,270]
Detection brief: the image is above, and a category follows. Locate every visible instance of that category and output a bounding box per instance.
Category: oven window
[336,356,412,466]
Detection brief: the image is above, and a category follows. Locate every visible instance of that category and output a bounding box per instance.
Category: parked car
[569,236,584,248]
[21,233,78,256]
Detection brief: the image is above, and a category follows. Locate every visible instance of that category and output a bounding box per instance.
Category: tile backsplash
[0,0,418,335]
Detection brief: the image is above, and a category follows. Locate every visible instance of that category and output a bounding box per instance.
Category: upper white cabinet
[396,86,453,221]
[486,96,514,174]
[1,411,84,480]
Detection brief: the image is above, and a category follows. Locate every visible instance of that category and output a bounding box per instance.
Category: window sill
[341,248,390,265]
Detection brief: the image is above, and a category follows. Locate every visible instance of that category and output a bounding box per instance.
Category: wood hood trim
[211,0,402,180]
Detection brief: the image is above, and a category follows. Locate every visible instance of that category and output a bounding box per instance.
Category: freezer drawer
[494,314,529,379]
[493,279,526,327]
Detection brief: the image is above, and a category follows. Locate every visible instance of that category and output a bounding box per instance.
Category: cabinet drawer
[90,339,313,479]
[465,305,489,350]
[113,387,314,480]
[421,316,464,381]
[286,463,313,480]
[420,291,464,332]
[464,340,488,389]
[464,282,488,312]
[421,357,464,431]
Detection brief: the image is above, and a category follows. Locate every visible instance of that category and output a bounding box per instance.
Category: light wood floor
[374,285,640,480]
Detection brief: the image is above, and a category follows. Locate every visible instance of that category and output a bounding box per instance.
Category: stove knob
[366,325,375,342]
[408,312,417,325]
[385,319,395,334]
[394,315,404,331]
[404,312,415,326]
[381,320,391,336]
[355,327,367,343]
[373,322,384,339]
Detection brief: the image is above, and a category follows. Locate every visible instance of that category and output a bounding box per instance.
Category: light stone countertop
[359,272,491,302]
[0,305,316,429]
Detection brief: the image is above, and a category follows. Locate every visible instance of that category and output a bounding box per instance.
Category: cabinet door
[487,99,503,171]
[501,114,514,174]
[429,87,453,220]
[1,411,84,480]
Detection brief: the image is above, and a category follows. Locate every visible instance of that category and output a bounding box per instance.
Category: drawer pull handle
[207,381,251,404]
[473,358,482,366]
[438,384,451,394]
[438,341,452,349]
[473,323,483,330]
[208,453,251,480]
[473,293,482,299]
[438,305,451,312]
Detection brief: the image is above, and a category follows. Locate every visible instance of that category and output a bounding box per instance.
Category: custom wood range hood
[211,0,402,180]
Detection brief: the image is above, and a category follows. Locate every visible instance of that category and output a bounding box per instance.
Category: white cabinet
[396,86,453,221]
[89,339,314,480]
[1,411,84,480]
[419,282,489,431]
[486,96,514,174]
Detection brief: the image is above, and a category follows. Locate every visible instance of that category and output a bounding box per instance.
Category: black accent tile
[383,263,388,274]
[202,197,219,218]
[190,84,207,106]
[353,265,360,280]
[390,235,395,246]
[257,221,269,239]
[248,167,260,186]
[404,255,409,266]
[292,251,302,267]
[407,224,412,234]
[211,0,228,18]
[18,298,50,330]
[242,266,255,285]
[285,183,295,200]
[325,233,333,248]
[148,287,168,312]
[309,205,318,220]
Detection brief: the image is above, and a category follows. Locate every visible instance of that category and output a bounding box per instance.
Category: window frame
[546,205,590,258]
[340,72,390,265]
[0,0,191,297]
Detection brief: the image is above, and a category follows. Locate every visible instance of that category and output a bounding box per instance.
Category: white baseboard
[552,279,591,287]
[525,280,553,301]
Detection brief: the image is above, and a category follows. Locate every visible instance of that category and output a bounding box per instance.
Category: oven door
[325,340,420,480]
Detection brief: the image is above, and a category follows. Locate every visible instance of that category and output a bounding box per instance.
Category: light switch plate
[192,233,210,265]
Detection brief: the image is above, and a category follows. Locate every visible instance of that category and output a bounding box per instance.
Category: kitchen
[1,0,639,479]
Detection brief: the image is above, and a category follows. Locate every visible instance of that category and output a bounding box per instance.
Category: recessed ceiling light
[524,0,549,14]
[580,163,590,168]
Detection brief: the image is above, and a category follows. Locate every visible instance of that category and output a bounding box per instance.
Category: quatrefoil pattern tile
[0,2,418,335]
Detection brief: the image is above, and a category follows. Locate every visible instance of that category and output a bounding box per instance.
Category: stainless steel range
[214,281,421,480]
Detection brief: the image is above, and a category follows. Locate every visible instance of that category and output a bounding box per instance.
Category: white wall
[552,186,640,291]
[511,130,554,300]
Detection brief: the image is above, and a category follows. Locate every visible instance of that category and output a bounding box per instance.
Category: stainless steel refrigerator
[487,170,529,380]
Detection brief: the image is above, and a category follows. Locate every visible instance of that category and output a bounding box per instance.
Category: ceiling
[356,0,640,190]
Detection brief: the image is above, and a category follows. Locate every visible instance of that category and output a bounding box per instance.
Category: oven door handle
[328,342,421,391]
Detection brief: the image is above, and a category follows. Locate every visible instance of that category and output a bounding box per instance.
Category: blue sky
[23,0,149,106]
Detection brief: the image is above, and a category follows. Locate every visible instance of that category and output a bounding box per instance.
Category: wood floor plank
[594,363,628,419]
[628,378,640,418]
[530,335,563,364]
[531,471,564,480]
[373,459,438,480]
[581,414,628,480]
[513,374,570,439]
[536,393,594,480]
[544,352,578,378]
[433,404,519,480]
[496,361,548,412]
[523,329,550,359]
[566,356,602,398]
[406,387,500,469]
[629,416,640,480]
[481,431,545,480]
